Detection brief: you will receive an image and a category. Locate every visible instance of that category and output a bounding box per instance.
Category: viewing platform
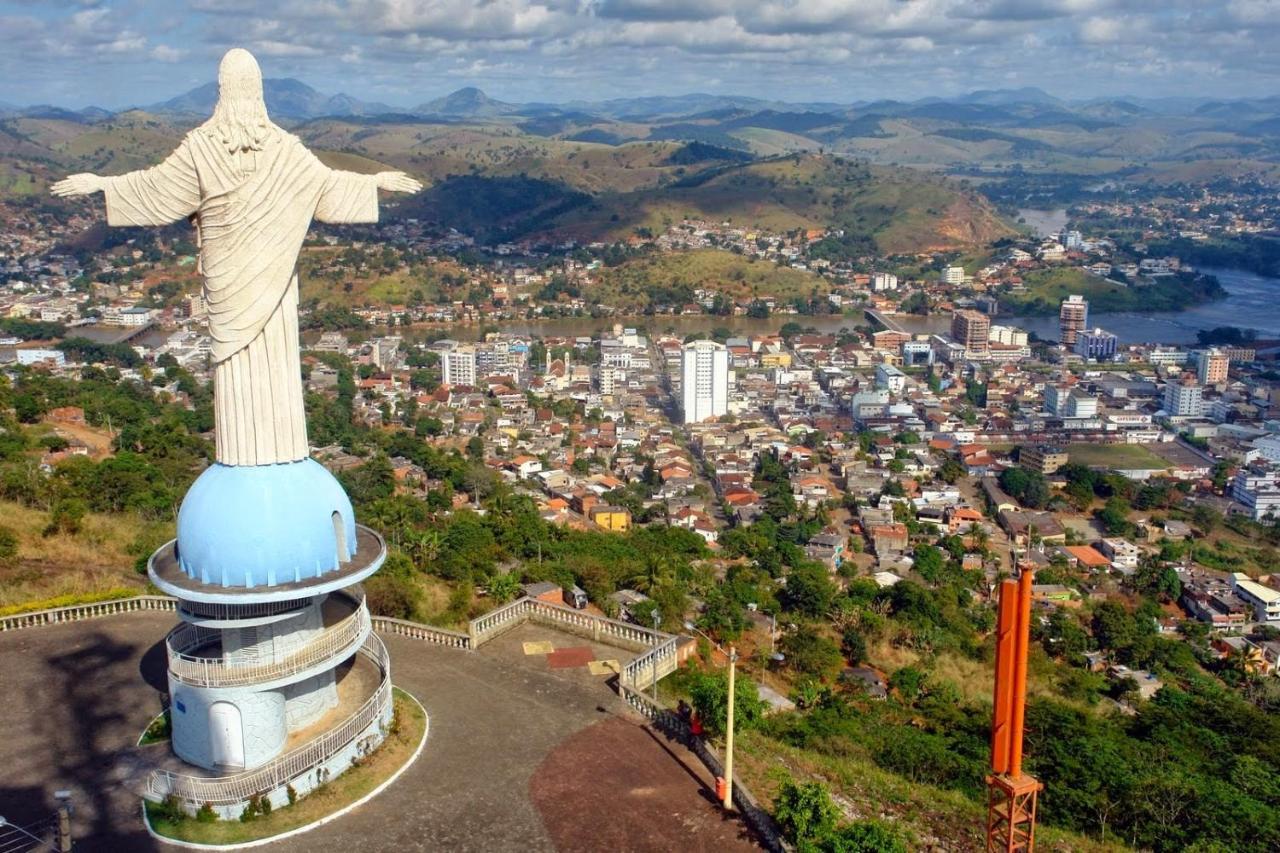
[148,525,387,604]
[164,590,370,689]
[144,633,393,808]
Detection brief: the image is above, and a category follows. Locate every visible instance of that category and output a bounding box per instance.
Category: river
[1017,208,1069,238]
[1010,267,1280,344]
[876,268,1280,345]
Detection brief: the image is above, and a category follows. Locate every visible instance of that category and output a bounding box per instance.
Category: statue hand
[376,171,422,194]
[50,173,106,197]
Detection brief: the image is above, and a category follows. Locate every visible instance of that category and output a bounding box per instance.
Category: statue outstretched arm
[314,160,422,224]
[52,139,201,227]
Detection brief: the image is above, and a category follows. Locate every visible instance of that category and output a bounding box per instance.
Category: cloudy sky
[1,0,1277,108]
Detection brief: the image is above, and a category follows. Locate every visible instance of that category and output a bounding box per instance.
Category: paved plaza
[0,615,760,852]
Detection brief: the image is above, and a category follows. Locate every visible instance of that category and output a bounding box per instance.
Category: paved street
[0,615,759,852]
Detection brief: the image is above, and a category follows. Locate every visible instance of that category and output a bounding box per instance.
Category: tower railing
[165,593,370,688]
[145,634,393,807]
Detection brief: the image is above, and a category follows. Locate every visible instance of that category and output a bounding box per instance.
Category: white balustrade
[0,595,177,632]
[371,616,470,649]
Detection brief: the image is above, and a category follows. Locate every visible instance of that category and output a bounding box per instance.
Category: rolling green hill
[1,111,1013,254]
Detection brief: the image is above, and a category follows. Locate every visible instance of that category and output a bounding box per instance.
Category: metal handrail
[145,634,392,806]
[165,597,370,688]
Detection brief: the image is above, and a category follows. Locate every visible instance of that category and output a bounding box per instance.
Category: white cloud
[150,44,185,61]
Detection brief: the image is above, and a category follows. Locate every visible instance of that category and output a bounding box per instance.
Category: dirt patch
[529,716,761,852]
[545,646,595,669]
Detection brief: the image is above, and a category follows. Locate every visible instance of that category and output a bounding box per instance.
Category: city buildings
[875,363,907,394]
[1195,349,1230,385]
[1045,385,1099,419]
[1075,328,1118,361]
[1230,572,1280,622]
[989,325,1029,347]
[943,265,965,285]
[681,339,729,424]
[1020,444,1069,475]
[441,342,478,387]
[1059,295,1089,346]
[871,272,898,291]
[1164,376,1204,418]
[1231,466,1280,521]
[901,340,934,366]
[950,309,990,356]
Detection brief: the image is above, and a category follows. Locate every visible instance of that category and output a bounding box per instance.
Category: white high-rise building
[681,340,729,424]
[871,273,899,291]
[441,343,477,387]
[1164,377,1203,417]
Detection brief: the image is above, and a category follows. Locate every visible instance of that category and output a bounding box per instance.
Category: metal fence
[165,598,370,688]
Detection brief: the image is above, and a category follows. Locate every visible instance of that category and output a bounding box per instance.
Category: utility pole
[723,645,737,812]
[651,609,661,704]
[683,622,740,814]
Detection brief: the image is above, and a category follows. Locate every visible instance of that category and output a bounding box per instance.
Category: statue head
[205,48,274,153]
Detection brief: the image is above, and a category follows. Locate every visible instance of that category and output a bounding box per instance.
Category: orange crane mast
[986,566,1043,852]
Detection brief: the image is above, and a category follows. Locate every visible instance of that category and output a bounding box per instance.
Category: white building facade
[681,340,729,424]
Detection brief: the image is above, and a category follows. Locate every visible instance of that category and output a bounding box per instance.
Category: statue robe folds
[102,130,380,466]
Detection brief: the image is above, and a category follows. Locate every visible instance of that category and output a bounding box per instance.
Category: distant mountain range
[3,78,1277,125]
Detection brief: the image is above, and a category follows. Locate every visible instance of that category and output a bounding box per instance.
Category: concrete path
[0,615,761,852]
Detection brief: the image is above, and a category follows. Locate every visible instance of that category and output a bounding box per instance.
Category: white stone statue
[51,48,421,466]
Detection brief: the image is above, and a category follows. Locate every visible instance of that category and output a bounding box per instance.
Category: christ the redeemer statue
[52,48,421,466]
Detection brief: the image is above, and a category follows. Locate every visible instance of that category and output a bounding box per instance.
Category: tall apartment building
[441,343,477,387]
[943,265,965,285]
[681,340,729,424]
[950,309,990,356]
[1163,376,1203,417]
[871,272,899,291]
[1059,295,1089,346]
[1074,327,1118,361]
[1195,349,1229,385]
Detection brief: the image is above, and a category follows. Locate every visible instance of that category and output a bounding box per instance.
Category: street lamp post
[651,609,662,704]
[684,621,738,812]
[723,644,738,812]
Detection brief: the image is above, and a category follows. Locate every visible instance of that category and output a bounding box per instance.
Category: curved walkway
[0,615,760,852]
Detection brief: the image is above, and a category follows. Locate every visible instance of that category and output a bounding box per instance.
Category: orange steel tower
[986,566,1043,853]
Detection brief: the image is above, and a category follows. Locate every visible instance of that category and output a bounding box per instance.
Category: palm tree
[486,572,523,604]
[404,529,441,569]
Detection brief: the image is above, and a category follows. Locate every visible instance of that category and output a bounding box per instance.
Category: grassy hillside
[0,500,161,610]
[594,248,830,309]
[1002,267,1226,316]
[737,732,1127,852]
[1,112,1013,255]
[546,154,1013,252]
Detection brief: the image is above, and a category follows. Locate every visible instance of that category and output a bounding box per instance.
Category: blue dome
[176,459,358,589]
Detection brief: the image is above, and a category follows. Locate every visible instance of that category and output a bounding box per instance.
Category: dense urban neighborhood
[4,138,1280,853]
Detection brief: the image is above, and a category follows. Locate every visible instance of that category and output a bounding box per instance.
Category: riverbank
[998,267,1226,317]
